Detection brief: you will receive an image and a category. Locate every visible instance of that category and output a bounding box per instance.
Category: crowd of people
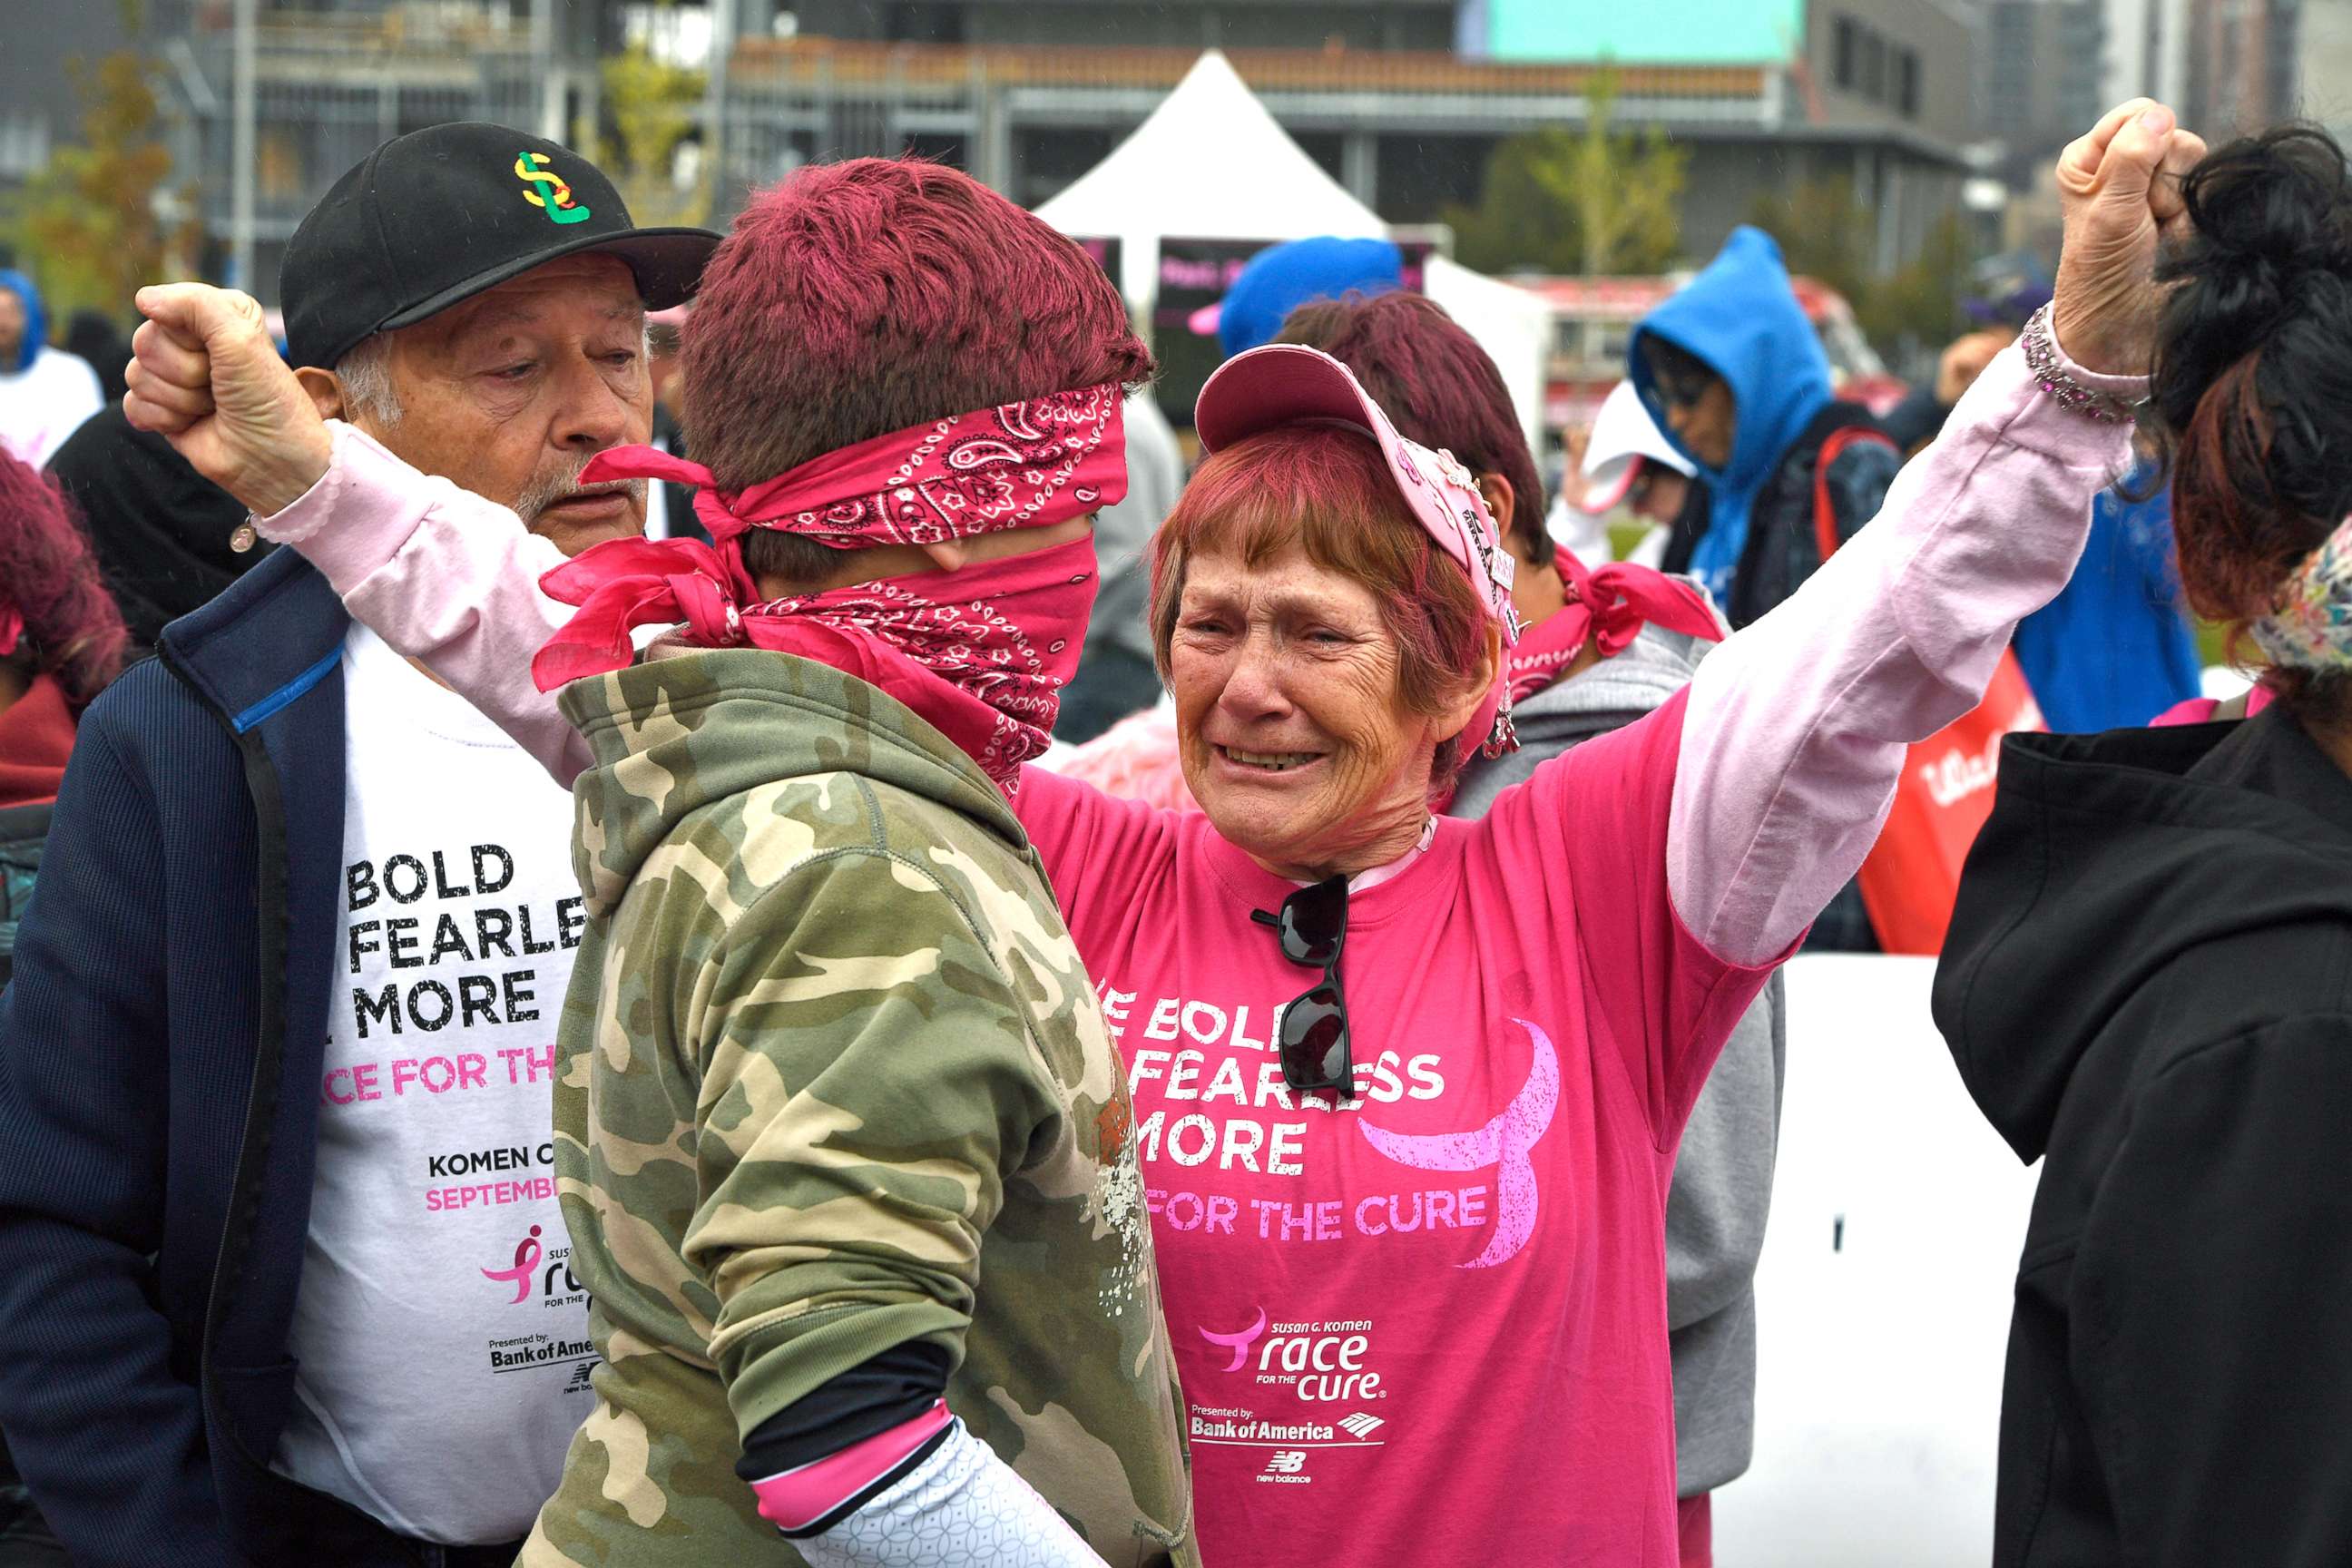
[0,90,2342,1568]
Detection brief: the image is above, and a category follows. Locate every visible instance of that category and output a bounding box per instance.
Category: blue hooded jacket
[1630,227,1833,606]
[0,271,44,375]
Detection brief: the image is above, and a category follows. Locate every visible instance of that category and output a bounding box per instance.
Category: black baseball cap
[280,122,721,370]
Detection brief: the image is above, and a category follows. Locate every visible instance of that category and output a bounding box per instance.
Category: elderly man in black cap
[0,125,715,1568]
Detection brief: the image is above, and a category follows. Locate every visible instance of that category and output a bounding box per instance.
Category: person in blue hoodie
[1632,226,1900,950]
[0,271,103,470]
[1630,226,1901,632]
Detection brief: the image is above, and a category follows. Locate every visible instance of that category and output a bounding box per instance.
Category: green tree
[1446,70,1687,276]
[599,40,710,230]
[1858,211,1972,362]
[11,46,196,330]
[1745,175,1869,305]
[1749,179,1977,366]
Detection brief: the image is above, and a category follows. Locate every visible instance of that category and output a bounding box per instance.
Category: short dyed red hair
[1275,291,1550,566]
[1150,423,1490,797]
[0,449,124,710]
[681,157,1153,583]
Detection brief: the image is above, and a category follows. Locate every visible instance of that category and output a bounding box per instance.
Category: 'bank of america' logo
[1338,1412,1385,1439]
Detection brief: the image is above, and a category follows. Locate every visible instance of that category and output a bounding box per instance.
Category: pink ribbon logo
[1197,1306,1269,1371]
[481,1223,544,1304]
[1357,1018,1560,1269]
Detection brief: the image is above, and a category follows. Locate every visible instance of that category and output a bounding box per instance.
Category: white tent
[1423,255,1551,458]
[1035,50,1547,456]
[1034,50,1386,309]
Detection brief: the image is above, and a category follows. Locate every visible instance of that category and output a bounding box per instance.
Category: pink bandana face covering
[534,384,1128,792]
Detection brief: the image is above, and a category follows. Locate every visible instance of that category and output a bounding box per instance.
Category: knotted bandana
[534,385,1127,792]
[1504,553,1725,709]
[2251,513,2352,676]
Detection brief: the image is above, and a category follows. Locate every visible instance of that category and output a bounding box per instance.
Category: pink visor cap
[1194,345,1523,649]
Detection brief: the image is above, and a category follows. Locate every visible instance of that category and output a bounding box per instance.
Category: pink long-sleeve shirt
[260,340,2136,1565]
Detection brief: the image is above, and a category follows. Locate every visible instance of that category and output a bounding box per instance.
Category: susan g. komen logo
[1357,1018,1558,1268]
[1198,1307,1268,1371]
[483,1224,544,1305]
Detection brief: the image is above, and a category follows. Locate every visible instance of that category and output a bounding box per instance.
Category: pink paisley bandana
[1504,553,1724,709]
[583,382,1125,552]
[533,386,1126,792]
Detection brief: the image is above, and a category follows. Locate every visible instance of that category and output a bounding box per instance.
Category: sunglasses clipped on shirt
[1253,875,1354,1097]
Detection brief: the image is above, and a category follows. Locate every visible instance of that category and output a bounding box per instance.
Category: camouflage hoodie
[519,647,1196,1567]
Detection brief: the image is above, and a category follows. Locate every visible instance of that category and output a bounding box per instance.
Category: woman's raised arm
[1666,100,2206,965]
[121,283,597,788]
[261,421,591,786]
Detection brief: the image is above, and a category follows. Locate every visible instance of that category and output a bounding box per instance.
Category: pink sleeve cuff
[251,420,447,591]
[749,1399,955,1537]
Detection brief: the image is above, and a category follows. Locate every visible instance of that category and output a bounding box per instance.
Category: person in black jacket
[44,402,268,662]
[0,126,715,1568]
[1934,119,2352,1568]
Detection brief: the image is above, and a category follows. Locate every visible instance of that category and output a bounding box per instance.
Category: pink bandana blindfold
[579,383,1126,554]
[533,385,1127,791]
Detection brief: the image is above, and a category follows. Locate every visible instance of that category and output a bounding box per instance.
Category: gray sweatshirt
[1451,621,1786,1498]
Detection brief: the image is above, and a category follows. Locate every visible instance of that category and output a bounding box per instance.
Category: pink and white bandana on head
[1193,344,1524,754]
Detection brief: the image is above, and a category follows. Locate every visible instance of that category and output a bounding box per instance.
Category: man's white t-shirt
[271,625,596,1544]
[0,346,103,468]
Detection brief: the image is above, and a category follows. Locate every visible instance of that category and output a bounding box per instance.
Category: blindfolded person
[0,123,718,1568]
[134,157,1197,1568]
[134,99,2190,1566]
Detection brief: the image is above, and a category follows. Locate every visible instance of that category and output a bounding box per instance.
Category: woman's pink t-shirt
[1019,691,1775,1567]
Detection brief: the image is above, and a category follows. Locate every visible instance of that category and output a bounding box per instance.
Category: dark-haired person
[0,127,718,1568]
[1279,289,1779,1568]
[133,93,2198,1568]
[1936,121,2352,1568]
[62,310,132,409]
[44,401,270,661]
[127,157,1196,1568]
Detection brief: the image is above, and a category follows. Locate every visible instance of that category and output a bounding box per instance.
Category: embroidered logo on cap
[514,152,591,226]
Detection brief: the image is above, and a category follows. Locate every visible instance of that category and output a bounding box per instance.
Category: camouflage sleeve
[681,847,1064,1446]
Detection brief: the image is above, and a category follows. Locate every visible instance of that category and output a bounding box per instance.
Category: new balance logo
[1263,1451,1308,1475]
[1337,1412,1385,1439]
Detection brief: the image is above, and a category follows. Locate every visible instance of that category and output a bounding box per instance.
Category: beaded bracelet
[2018,303,2139,424]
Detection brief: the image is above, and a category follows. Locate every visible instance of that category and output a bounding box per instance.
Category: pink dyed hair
[1276,290,1551,565]
[681,156,1152,484]
[0,448,125,710]
[1149,423,1490,795]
